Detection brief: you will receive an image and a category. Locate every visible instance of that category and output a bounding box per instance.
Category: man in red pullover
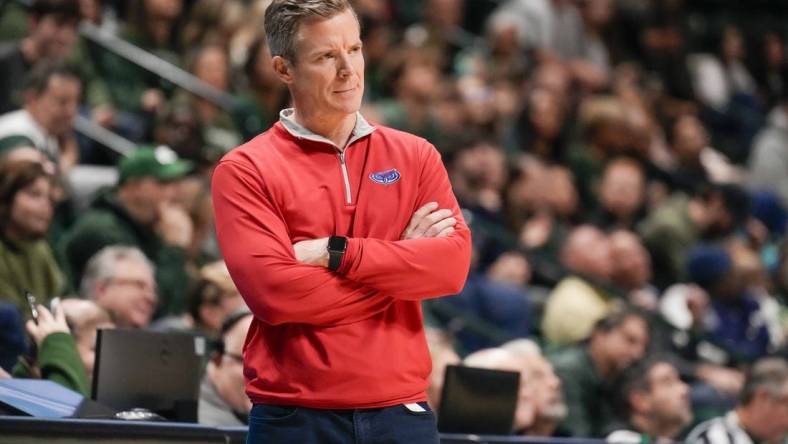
[211,1,472,442]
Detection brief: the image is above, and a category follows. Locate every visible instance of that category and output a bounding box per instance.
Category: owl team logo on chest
[369,169,401,185]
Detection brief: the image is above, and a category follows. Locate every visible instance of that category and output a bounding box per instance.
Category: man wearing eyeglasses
[198,310,253,426]
[80,245,157,329]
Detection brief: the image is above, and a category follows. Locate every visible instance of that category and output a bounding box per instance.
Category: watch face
[329,236,347,252]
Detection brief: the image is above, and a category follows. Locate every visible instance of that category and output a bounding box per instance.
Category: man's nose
[337,52,352,77]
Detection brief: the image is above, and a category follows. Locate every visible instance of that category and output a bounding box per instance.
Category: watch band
[327,236,347,271]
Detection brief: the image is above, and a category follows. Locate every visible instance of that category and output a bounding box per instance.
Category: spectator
[151,260,246,341]
[686,245,772,365]
[503,339,568,436]
[750,32,788,110]
[373,50,445,144]
[687,357,788,444]
[0,0,79,114]
[79,245,157,329]
[691,25,758,114]
[505,157,576,274]
[542,225,614,345]
[638,183,750,289]
[591,157,647,230]
[0,62,81,173]
[690,25,762,163]
[0,159,63,316]
[608,230,658,311]
[607,358,692,443]
[464,346,538,435]
[404,0,465,72]
[665,114,742,193]
[198,309,253,426]
[749,83,788,208]
[233,35,290,141]
[173,44,241,160]
[60,145,193,316]
[449,139,509,220]
[510,88,568,163]
[566,97,632,209]
[441,250,532,353]
[13,303,89,395]
[657,283,746,405]
[84,0,183,138]
[549,309,650,437]
[0,303,27,373]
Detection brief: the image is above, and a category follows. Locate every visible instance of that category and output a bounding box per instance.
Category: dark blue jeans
[246,402,440,444]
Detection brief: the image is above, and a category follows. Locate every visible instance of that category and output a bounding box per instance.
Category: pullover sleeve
[337,142,472,300]
[212,160,395,326]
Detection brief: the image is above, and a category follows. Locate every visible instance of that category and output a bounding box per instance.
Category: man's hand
[26,304,70,347]
[157,203,194,249]
[401,202,457,240]
[293,202,458,268]
[696,364,744,396]
[293,238,329,267]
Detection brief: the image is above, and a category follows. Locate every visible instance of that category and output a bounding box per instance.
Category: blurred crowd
[0,0,787,441]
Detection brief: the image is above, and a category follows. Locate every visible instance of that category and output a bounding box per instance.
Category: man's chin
[540,402,568,421]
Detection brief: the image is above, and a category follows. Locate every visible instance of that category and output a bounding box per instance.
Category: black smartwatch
[327,236,348,271]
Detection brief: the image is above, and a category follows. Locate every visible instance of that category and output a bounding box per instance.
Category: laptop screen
[92,329,205,422]
[437,364,520,435]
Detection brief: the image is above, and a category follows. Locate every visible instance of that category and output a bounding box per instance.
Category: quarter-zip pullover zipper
[338,150,352,204]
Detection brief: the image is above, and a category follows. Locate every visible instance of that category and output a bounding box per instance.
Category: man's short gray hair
[740,357,788,405]
[80,245,154,299]
[264,0,356,62]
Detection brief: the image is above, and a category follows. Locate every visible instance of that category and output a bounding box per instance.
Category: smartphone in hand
[25,290,38,325]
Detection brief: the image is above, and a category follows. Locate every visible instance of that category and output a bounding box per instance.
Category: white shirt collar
[278,108,376,149]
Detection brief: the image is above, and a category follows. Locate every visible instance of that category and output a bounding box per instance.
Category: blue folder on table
[0,379,83,418]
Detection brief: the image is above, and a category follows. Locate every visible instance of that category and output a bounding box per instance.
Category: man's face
[751,381,788,442]
[29,75,81,137]
[279,9,364,120]
[600,162,645,220]
[125,177,178,226]
[525,355,567,424]
[609,232,652,290]
[30,14,78,59]
[216,315,253,414]
[599,316,649,374]
[673,116,708,161]
[642,362,691,431]
[95,258,157,328]
[194,46,229,91]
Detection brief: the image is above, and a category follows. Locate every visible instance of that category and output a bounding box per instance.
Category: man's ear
[272,56,294,84]
[629,390,649,414]
[92,281,109,304]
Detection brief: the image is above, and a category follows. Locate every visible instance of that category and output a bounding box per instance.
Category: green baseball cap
[118,145,193,185]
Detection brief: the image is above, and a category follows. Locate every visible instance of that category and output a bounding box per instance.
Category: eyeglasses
[107,277,156,293]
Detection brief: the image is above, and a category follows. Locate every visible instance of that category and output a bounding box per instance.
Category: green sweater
[548,345,616,438]
[58,189,191,316]
[12,332,90,397]
[637,194,699,288]
[0,235,63,317]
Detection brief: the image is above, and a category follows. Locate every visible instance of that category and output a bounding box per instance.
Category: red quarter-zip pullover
[211,120,471,408]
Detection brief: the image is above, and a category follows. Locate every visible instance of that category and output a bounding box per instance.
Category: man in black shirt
[0,0,79,114]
